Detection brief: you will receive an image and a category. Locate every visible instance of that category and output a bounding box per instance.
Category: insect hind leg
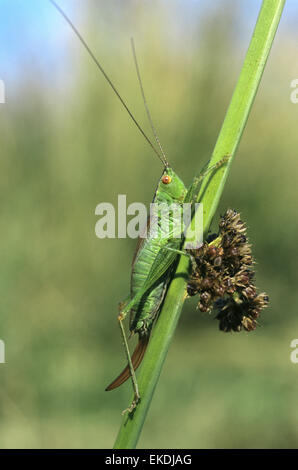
[117,312,140,414]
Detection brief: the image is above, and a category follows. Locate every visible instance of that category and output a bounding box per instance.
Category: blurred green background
[0,0,298,448]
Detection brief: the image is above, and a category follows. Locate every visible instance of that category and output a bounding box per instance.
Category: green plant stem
[113,0,285,449]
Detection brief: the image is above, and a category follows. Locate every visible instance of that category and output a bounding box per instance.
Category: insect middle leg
[158,243,200,275]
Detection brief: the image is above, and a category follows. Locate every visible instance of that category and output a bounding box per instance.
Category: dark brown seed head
[207,245,218,258]
[200,278,213,290]
[214,256,222,267]
[187,208,269,333]
[242,286,257,300]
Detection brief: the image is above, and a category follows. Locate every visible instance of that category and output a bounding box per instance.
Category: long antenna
[49,0,166,165]
[130,38,168,168]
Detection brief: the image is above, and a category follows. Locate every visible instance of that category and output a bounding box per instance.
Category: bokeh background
[0,0,298,449]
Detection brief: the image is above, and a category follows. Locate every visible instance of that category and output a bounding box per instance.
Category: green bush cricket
[50,0,229,415]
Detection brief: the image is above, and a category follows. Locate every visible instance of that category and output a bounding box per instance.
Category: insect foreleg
[186,155,231,204]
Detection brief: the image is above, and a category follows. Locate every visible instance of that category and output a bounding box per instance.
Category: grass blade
[113,0,285,449]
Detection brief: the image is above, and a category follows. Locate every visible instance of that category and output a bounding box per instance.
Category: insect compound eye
[162,175,172,185]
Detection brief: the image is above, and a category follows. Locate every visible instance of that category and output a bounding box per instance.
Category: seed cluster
[187,209,269,332]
